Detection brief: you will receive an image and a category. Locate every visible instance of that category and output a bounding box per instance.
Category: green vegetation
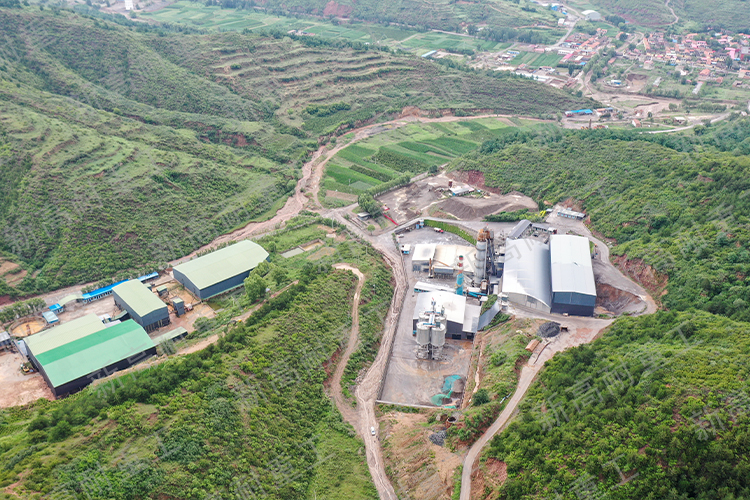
[454,118,750,322]
[0,6,592,296]
[424,220,477,244]
[0,217,392,499]
[485,209,545,223]
[450,321,529,446]
[323,119,557,199]
[487,310,750,499]
[159,0,565,39]
[575,0,750,31]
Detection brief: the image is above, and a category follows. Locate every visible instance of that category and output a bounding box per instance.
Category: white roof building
[502,239,552,312]
[549,235,596,315]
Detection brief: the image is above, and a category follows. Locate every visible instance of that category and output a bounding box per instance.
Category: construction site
[375,207,651,410]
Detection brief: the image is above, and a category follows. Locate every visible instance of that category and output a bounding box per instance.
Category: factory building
[508,220,532,240]
[501,239,552,313]
[24,314,156,397]
[173,240,270,300]
[412,291,480,341]
[549,235,596,316]
[113,280,170,332]
[412,244,436,272]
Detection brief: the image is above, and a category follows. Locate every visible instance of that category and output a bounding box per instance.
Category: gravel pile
[429,429,447,446]
[538,321,561,338]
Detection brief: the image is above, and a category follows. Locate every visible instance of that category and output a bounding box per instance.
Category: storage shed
[501,238,552,313]
[113,280,170,332]
[25,315,156,397]
[549,235,596,316]
[173,240,270,300]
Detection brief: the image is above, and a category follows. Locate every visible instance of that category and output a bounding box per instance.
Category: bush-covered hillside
[452,119,750,322]
[0,7,593,296]
[487,310,750,499]
[0,266,375,500]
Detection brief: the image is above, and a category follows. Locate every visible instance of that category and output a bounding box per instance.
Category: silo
[416,323,431,347]
[419,312,431,324]
[431,322,447,360]
[474,239,487,281]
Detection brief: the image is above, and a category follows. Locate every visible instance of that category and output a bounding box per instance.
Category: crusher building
[113,280,170,332]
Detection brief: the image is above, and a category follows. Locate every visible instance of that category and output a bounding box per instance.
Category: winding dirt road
[329,264,364,427]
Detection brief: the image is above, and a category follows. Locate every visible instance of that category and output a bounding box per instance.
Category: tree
[367,224,376,235]
[473,388,490,406]
[669,103,678,111]
[244,274,266,302]
[357,193,382,217]
[270,267,288,286]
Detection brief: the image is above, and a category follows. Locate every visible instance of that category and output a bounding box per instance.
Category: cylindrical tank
[475,240,487,281]
[416,323,431,346]
[431,321,446,347]
[419,312,431,324]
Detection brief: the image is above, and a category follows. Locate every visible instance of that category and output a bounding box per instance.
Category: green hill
[452,120,750,322]
[0,6,593,296]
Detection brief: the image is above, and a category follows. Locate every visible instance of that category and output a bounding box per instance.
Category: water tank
[416,323,431,347]
[419,312,431,324]
[431,321,447,347]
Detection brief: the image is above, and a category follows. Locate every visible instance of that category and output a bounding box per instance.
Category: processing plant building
[173,240,270,300]
[502,238,552,312]
[412,291,480,341]
[25,314,156,397]
[501,235,596,316]
[549,235,597,316]
[113,280,170,332]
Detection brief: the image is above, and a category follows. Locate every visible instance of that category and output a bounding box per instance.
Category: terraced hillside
[0,7,593,296]
[192,0,564,32]
[322,119,556,198]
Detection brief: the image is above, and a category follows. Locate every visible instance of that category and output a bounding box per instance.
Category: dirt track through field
[328,264,364,427]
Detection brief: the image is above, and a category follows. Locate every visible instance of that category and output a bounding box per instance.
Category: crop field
[321,119,554,201]
[145,3,512,56]
[152,0,566,34]
[510,51,562,67]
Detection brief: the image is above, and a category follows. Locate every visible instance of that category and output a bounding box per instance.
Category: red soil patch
[322,0,352,17]
[613,254,668,298]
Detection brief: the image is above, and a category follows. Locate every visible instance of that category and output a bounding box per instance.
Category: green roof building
[173,240,270,300]
[25,314,156,397]
[113,280,170,332]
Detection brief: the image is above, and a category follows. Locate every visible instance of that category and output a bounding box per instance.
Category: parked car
[433,228,444,233]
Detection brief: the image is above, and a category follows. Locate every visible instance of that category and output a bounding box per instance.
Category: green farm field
[321,119,556,202]
[144,3,512,56]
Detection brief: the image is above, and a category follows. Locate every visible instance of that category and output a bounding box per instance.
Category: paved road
[459,208,657,500]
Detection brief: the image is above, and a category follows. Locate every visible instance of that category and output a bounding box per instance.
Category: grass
[0,6,594,296]
[320,118,556,203]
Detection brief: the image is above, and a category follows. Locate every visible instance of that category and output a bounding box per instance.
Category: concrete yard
[380,227,482,407]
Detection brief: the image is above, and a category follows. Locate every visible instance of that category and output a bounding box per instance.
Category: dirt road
[328,264,364,427]
[330,214,407,500]
[458,211,657,500]
[459,316,613,500]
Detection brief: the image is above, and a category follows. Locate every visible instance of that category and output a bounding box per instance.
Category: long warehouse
[501,238,552,313]
[549,235,597,316]
[113,280,170,332]
[173,240,270,300]
[25,314,156,397]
